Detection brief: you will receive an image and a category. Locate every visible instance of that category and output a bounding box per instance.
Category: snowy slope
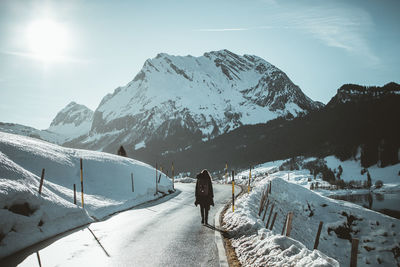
[0,132,173,258]
[66,49,322,152]
[0,122,65,144]
[227,160,400,266]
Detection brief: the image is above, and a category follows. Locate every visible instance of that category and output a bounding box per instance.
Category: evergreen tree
[337,165,343,179]
[117,145,127,157]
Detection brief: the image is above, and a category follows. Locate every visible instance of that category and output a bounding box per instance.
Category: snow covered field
[0,132,173,258]
[224,159,400,266]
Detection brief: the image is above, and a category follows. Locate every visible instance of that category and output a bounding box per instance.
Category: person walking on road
[195,169,214,225]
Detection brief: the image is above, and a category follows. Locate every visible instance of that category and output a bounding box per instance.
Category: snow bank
[224,163,400,266]
[0,132,173,258]
[224,180,339,267]
[174,177,196,183]
[324,156,400,187]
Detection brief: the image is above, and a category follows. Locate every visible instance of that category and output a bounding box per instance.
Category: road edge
[215,185,244,267]
[215,205,229,267]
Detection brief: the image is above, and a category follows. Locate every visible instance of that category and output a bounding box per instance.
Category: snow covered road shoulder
[223,179,339,267]
[223,169,400,266]
[0,132,173,258]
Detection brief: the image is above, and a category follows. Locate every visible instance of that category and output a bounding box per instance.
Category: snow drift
[225,161,400,266]
[0,132,172,258]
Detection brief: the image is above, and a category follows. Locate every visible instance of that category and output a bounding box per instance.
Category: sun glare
[26,19,70,61]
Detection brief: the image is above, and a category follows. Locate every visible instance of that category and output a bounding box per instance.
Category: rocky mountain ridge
[67,49,323,153]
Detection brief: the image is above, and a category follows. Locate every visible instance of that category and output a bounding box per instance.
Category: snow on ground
[174,177,196,183]
[0,132,173,258]
[224,158,400,266]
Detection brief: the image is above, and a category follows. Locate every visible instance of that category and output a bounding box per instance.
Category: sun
[26,19,70,61]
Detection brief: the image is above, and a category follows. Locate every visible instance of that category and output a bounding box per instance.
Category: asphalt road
[4,183,238,267]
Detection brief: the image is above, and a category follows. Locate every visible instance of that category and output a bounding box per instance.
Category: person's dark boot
[205,210,209,225]
[200,206,204,224]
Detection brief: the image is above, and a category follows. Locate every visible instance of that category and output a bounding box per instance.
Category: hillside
[148,83,400,175]
[0,132,172,258]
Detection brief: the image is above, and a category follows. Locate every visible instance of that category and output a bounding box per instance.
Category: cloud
[266,4,380,66]
[194,3,379,66]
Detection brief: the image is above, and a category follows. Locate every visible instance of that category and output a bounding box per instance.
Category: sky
[0,0,399,129]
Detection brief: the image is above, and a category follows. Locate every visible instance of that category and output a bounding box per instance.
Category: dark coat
[195,174,214,207]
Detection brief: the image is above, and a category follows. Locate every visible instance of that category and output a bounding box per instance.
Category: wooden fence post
[38,168,45,195]
[262,199,270,221]
[172,162,175,190]
[281,213,288,235]
[269,212,278,230]
[266,203,275,229]
[80,159,84,208]
[73,184,76,204]
[232,170,235,212]
[36,251,42,267]
[258,187,267,216]
[350,238,359,267]
[131,173,134,192]
[313,221,324,249]
[269,181,271,193]
[155,163,158,195]
[286,212,294,237]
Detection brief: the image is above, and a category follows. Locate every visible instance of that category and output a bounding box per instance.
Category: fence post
[258,186,268,216]
[281,213,288,235]
[131,173,134,192]
[73,184,76,204]
[172,162,175,190]
[262,199,270,221]
[286,212,293,237]
[350,238,359,267]
[266,203,275,229]
[313,221,324,249]
[80,159,84,208]
[232,170,235,212]
[269,212,278,230]
[269,181,271,193]
[38,168,45,195]
[155,163,158,195]
[36,251,42,267]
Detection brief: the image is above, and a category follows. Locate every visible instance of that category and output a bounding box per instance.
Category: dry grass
[219,185,247,267]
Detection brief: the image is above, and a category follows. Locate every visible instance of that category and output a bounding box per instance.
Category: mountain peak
[48,102,93,140]
[65,49,323,153]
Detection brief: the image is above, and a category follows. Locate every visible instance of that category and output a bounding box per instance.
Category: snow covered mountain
[48,101,93,140]
[0,102,93,145]
[67,49,323,153]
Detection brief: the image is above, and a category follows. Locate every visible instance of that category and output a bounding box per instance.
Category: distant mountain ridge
[327,82,400,107]
[152,82,400,174]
